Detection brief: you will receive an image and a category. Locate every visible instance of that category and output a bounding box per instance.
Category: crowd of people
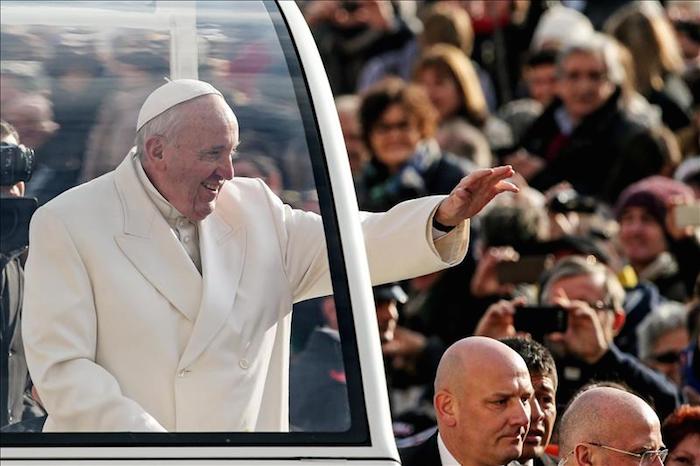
[0,0,699,463]
[296,0,700,463]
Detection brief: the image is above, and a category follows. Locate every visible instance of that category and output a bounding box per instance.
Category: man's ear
[574,443,595,466]
[434,390,457,427]
[612,307,626,336]
[144,136,165,164]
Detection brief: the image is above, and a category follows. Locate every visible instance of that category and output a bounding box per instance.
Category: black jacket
[520,88,665,204]
[289,329,349,432]
[357,140,472,212]
[555,343,682,421]
[399,430,442,466]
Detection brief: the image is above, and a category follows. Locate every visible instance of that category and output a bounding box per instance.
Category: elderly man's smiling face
[556,51,615,122]
[155,94,239,221]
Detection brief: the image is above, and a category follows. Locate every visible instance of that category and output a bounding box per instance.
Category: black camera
[548,189,597,214]
[0,142,35,186]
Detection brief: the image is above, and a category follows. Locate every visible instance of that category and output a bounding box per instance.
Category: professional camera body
[0,142,37,259]
[0,142,35,186]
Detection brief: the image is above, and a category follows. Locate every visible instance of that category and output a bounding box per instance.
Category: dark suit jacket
[289,329,349,432]
[399,430,442,466]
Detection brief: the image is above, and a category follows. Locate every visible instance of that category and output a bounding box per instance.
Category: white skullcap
[136,79,223,131]
[530,5,594,51]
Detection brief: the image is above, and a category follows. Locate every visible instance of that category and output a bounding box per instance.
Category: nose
[530,397,545,425]
[218,154,234,180]
[512,397,531,430]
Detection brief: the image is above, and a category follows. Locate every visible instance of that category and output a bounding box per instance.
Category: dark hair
[525,48,558,68]
[480,204,543,251]
[359,77,437,154]
[662,405,700,452]
[500,337,557,386]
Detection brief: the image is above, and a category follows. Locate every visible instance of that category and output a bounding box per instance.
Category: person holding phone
[475,256,682,421]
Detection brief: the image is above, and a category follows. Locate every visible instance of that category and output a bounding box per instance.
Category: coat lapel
[178,206,245,370]
[113,155,202,321]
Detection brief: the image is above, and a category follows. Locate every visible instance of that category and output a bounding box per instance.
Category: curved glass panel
[0,0,368,450]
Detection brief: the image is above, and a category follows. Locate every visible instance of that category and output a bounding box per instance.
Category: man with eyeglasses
[558,386,667,466]
[507,33,666,203]
[475,256,682,421]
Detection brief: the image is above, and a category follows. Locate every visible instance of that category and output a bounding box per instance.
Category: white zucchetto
[136,79,223,131]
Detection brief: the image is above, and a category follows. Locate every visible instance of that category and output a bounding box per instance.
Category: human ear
[145,136,165,163]
[612,308,626,335]
[434,390,457,427]
[574,444,595,466]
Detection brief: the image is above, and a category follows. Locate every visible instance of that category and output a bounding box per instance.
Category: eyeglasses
[585,442,668,465]
[373,120,413,134]
[648,350,683,364]
[585,300,615,312]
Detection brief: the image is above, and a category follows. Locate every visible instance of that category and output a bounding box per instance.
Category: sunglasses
[648,350,683,364]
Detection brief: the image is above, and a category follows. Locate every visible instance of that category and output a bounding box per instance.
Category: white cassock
[22,153,469,432]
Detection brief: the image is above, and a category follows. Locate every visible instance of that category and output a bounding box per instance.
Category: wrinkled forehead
[471,362,532,395]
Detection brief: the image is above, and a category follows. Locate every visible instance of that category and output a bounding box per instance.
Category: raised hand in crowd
[469,246,518,298]
[474,296,527,339]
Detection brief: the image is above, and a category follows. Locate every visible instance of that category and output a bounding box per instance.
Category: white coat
[22,155,468,432]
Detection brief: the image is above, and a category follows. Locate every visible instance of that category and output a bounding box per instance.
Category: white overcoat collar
[112,154,246,368]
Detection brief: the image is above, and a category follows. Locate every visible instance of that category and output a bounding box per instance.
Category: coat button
[239,359,249,369]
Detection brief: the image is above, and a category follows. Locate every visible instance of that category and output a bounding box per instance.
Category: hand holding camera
[548,289,610,364]
[474,296,527,339]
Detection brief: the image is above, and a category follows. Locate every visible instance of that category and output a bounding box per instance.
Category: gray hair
[556,33,625,86]
[134,104,184,159]
[541,256,625,310]
[637,302,688,361]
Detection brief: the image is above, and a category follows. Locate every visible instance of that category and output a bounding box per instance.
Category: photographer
[0,120,43,429]
[475,256,682,420]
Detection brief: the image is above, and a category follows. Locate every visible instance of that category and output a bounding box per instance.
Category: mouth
[525,430,544,445]
[201,180,223,193]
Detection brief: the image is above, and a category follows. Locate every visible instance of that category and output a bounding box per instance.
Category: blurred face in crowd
[544,272,621,358]
[525,63,557,106]
[436,340,533,466]
[644,326,689,386]
[667,433,700,466]
[375,299,398,343]
[145,94,238,221]
[415,66,461,122]
[521,372,557,461]
[619,207,668,270]
[556,51,615,122]
[338,107,368,176]
[3,94,58,149]
[369,103,422,172]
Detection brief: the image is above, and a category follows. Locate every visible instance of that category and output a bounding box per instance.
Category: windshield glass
[1,0,368,449]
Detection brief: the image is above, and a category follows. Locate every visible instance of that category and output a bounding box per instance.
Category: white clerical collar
[437,432,460,465]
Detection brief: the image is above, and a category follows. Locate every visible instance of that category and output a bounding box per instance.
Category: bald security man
[22,79,519,432]
[558,386,668,466]
[400,336,534,466]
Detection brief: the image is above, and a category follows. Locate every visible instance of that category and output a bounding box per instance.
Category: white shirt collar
[437,432,460,465]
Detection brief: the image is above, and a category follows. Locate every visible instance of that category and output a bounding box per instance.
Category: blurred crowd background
[294,0,700,447]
